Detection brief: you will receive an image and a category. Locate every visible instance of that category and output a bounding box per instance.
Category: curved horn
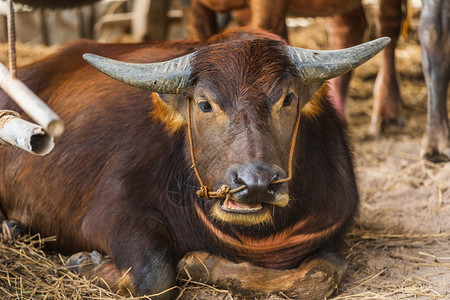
[82,52,194,94]
[287,37,391,84]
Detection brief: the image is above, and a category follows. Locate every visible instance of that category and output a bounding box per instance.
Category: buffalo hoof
[65,251,106,275]
[177,250,347,299]
[65,251,135,294]
[2,220,24,241]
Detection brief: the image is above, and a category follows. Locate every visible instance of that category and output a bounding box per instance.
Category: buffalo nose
[231,162,287,200]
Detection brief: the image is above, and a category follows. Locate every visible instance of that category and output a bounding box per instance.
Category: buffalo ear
[298,82,330,119]
[294,81,325,109]
[151,92,187,134]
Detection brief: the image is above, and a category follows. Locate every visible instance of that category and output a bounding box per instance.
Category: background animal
[187,0,405,136]
[419,0,449,162]
[0,28,388,298]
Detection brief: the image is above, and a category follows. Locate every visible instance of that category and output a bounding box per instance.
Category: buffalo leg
[178,250,347,299]
[66,249,176,298]
[327,3,368,119]
[65,251,134,293]
[419,0,450,162]
[65,250,176,297]
[369,0,404,135]
[76,212,177,298]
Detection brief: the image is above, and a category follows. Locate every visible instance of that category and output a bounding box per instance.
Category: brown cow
[188,0,405,135]
[0,29,388,298]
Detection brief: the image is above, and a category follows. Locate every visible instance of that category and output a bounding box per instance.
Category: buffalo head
[83,37,389,226]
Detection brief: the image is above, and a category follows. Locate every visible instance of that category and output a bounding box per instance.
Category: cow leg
[178,250,347,298]
[187,0,218,39]
[66,251,175,296]
[187,0,249,39]
[249,0,290,39]
[419,0,450,162]
[74,212,177,298]
[327,3,367,119]
[66,250,176,298]
[369,0,404,135]
[65,251,133,292]
[66,245,176,298]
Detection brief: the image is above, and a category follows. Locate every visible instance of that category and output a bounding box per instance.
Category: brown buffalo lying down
[0,28,389,299]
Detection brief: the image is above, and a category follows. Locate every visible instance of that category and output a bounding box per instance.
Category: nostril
[232,174,245,186]
[269,172,289,194]
[271,174,279,182]
[235,177,243,185]
[268,183,280,194]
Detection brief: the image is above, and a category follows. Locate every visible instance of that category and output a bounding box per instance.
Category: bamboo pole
[0,63,64,137]
[0,110,54,156]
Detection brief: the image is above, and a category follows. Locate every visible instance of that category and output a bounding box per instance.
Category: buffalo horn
[287,37,391,84]
[82,52,194,94]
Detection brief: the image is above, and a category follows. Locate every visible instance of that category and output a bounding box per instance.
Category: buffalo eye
[282,92,295,107]
[198,101,213,113]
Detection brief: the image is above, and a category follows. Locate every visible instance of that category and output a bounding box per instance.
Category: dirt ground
[0,4,449,300]
[333,31,449,300]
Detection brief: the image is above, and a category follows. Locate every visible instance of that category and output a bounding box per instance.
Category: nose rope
[186,99,301,200]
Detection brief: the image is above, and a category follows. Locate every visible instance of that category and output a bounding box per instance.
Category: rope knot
[196,186,210,199]
[215,185,231,198]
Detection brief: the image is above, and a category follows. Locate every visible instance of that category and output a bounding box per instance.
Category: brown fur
[195,202,343,253]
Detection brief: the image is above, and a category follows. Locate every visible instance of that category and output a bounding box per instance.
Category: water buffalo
[419,0,449,162]
[0,29,389,298]
[188,0,405,135]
